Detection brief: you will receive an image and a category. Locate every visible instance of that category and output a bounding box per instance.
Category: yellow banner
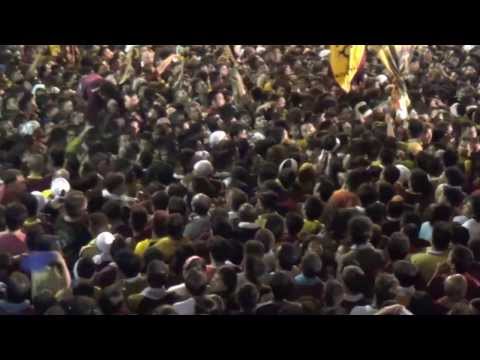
[330,45,366,93]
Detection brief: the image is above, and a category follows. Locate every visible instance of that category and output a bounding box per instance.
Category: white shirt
[173,297,196,315]
[350,305,378,315]
[463,218,480,242]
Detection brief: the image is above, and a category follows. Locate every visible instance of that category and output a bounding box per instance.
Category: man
[463,194,480,241]
[0,202,28,256]
[127,260,177,314]
[339,216,385,297]
[0,272,34,314]
[256,271,303,315]
[384,232,411,272]
[411,221,451,283]
[173,268,211,315]
[341,265,369,313]
[435,274,469,314]
[1,169,27,205]
[293,252,324,301]
[54,191,92,268]
[183,193,212,242]
[351,273,400,315]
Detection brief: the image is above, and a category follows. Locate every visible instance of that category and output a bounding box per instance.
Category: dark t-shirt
[54,216,92,269]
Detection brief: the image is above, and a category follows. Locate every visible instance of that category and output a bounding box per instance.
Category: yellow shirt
[134,238,157,257]
[302,219,323,235]
[411,248,449,283]
[154,237,177,261]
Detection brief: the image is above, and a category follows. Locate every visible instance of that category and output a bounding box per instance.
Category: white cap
[464,45,476,52]
[279,158,299,174]
[209,130,228,147]
[376,74,389,85]
[19,121,41,136]
[319,49,331,59]
[31,191,47,214]
[251,132,266,143]
[95,232,115,254]
[31,83,46,96]
[193,151,211,162]
[193,160,214,178]
[450,103,460,117]
[51,177,71,198]
[396,164,411,185]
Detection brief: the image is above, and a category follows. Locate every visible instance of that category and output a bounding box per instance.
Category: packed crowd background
[0,45,480,315]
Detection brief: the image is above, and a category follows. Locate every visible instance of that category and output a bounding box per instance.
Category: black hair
[383,165,400,185]
[146,260,169,288]
[5,202,27,231]
[210,236,230,264]
[236,283,259,313]
[471,194,480,220]
[357,183,378,208]
[258,162,278,184]
[7,272,31,304]
[342,265,367,295]
[33,290,57,315]
[168,196,187,216]
[408,119,424,138]
[265,213,285,241]
[129,206,149,233]
[270,271,294,301]
[393,260,418,288]
[387,232,410,262]
[445,166,465,187]
[217,265,238,295]
[285,212,304,236]
[379,148,396,166]
[365,202,386,225]
[304,196,324,221]
[443,149,458,168]
[431,203,453,224]
[143,246,165,271]
[301,253,322,278]
[277,243,300,271]
[432,221,452,252]
[348,216,373,246]
[19,192,38,218]
[374,273,399,308]
[450,245,474,274]
[114,250,142,278]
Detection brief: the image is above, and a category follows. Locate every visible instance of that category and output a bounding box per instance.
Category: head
[324,279,345,307]
[244,240,265,259]
[191,193,211,216]
[114,250,142,279]
[209,236,230,264]
[348,215,373,246]
[304,196,323,221]
[277,243,300,271]
[32,290,57,315]
[228,188,248,212]
[341,265,366,296]
[185,268,208,297]
[238,203,257,223]
[265,213,285,242]
[301,253,322,279]
[470,194,480,220]
[88,212,110,237]
[444,274,467,302]
[393,260,418,288]
[6,272,31,304]
[432,221,452,252]
[210,265,238,295]
[387,232,411,262]
[75,257,96,280]
[2,169,26,195]
[255,228,275,253]
[374,273,400,308]
[5,202,27,231]
[104,172,126,196]
[129,206,149,234]
[270,271,294,302]
[152,210,169,238]
[449,245,474,274]
[285,212,304,237]
[146,260,169,289]
[383,165,401,185]
[64,191,88,219]
[236,283,259,313]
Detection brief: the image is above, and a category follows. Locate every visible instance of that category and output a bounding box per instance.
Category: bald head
[444,274,467,302]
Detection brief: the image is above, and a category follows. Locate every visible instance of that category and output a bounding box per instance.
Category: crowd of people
[1,44,480,315]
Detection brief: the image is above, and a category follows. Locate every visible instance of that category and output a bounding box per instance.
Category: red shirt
[0,231,27,256]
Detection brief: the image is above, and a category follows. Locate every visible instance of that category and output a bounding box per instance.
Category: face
[214,93,226,108]
[220,65,229,77]
[63,101,74,114]
[13,175,26,194]
[276,97,286,109]
[209,272,226,293]
[103,48,114,60]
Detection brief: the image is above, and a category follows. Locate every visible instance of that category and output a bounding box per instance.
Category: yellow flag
[330,45,366,93]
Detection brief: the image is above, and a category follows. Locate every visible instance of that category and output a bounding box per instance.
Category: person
[411,221,451,283]
[320,279,346,315]
[173,268,212,315]
[209,265,239,313]
[127,260,177,314]
[235,282,260,315]
[293,252,324,301]
[0,202,28,256]
[463,194,480,240]
[384,232,411,272]
[339,216,385,297]
[0,272,34,314]
[256,271,302,315]
[183,194,212,241]
[351,273,399,315]
[54,191,92,268]
[435,274,469,314]
[341,265,369,313]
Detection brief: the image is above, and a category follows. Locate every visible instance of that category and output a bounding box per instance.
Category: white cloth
[350,305,378,315]
[463,218,480,242]
[173,297,196,315]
